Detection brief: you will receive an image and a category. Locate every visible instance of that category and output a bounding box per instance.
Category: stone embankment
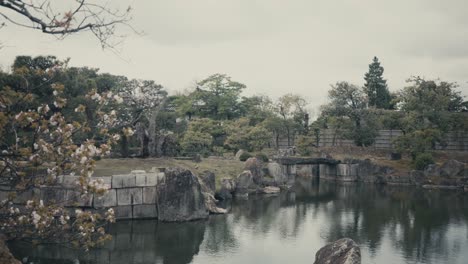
[215,157,281,200]
[268,157,468,190]
[1,167,226,222]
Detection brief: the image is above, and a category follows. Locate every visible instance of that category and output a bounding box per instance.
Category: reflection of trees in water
[319,183,468,262]
[10,182,468,264]
[215,178,335,243]
[202,215,238,253]
[10,220,207,264]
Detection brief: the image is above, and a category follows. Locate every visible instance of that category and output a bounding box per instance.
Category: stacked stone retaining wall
[0,169,166,220]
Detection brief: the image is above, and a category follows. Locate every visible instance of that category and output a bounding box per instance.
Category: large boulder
[235,170,257,194]
[440,160,466,177]
[356,159,393,183]
[203,192,227,214]
[314,238,361,264]
[197,171,226,214]
[199,171,216,195]
[216,178,236,200]
[244,157,263,185]
[156,168,208,222]
[267,162,287,185]
[424,164,441,177]
[409,170,428,185]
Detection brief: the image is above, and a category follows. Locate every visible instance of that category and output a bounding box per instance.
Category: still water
[10,180,468,264]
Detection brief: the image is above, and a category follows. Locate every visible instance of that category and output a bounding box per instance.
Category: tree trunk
[120,133,129,158]
[136,123,149,157]
[148,116,157,157]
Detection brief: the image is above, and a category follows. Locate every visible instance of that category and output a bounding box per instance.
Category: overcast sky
[1,0,468,116]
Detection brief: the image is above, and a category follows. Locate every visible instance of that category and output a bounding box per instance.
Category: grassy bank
[94,157,245,187]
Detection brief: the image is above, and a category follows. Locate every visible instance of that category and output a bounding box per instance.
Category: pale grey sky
[1,0,468,114]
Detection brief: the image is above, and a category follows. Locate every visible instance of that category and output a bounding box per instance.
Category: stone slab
[93,189,117,208]
[145,173,158,186]
[65,190,93,207]
[10,188,40,204]
[40,187,67,205]
[113,205,133,219]
[296,164,315,179]
[93,176,112,186]
[58,175,81,188]
[319,164,337,178]
[143,187,157,204]
[112,174,136,189]
[117,188,143,205]
[337,164,358,177]
[135,174,146,187]
[133,204,157,219]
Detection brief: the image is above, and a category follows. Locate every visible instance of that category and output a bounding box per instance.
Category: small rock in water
[262,186,280,194]
[314,238,361,264]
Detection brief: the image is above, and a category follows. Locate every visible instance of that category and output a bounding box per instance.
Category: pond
[10,180,468,264]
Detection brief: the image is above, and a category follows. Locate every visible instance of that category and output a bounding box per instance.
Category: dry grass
[94,157,245,188]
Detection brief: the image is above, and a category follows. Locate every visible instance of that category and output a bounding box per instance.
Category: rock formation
[314,238,361,264]
[156,168,209,222]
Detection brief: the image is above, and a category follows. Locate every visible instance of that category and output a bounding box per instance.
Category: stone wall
[275,129,468,151]
[1,169,166,221]
[318,129,468,151]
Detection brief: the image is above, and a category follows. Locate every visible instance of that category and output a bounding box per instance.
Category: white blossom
[31,211,41,228]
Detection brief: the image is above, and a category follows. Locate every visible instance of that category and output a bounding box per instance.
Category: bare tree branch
[0,0,134,49]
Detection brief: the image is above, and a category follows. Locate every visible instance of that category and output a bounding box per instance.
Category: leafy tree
[224,118,272,152]
[296,135,316,156]
[239,95,274,125]
[0,64,125,249]
[276,94,309,146]
[180,118,218,155]
[364,56,392,109]
[112,79,167,157]
[394,77,467,161]
[322,82,378,146]
[193,74,246,120]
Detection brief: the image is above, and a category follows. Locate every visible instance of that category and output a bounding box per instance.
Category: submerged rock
[261,186,281,194]
[156,168,208,222]
[314,238,361,264]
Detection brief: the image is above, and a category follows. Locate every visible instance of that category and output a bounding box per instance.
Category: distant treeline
[1,55,467,169]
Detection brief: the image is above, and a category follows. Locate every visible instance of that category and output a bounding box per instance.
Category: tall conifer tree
[364,56,391,109]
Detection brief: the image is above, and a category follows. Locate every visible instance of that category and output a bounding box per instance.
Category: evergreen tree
[364,56,391,109]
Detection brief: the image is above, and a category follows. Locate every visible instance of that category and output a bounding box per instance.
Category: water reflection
[10,181,468,264]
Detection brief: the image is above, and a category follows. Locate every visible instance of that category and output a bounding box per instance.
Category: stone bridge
[269,157,361,184]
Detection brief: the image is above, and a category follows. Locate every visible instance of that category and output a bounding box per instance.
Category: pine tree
[364,56,391,109]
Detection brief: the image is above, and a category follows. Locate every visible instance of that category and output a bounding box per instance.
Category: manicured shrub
[413,152,434,170]
[256,153,269,162]
[239,152,253,161]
